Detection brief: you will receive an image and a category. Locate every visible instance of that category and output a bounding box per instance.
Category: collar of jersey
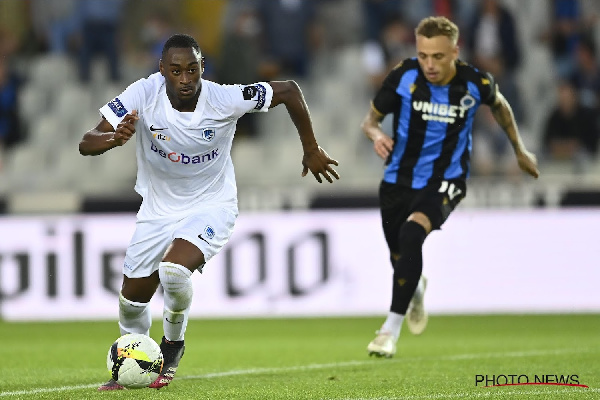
[163,79,208,128]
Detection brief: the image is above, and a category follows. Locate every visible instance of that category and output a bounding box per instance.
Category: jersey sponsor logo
[201,128,215,142]
[150,141,219,164]
[242,84,267,110]
[107,97,128,118]
[412,101,472,123]
[153,132,171,141]
[150,124,167,131]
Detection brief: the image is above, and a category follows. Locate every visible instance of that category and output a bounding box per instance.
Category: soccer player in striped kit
[361,16,539,358]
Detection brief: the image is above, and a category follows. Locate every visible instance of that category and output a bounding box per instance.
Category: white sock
[118,293,151,336]
[159,262,193,341]
[381,311,404,341]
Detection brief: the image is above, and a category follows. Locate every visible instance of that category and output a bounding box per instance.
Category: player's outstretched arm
[490,91,540,178]
[360,104,394,160]
[79,110,139,156]
[268,80,340,183]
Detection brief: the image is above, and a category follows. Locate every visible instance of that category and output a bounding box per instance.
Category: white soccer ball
[106,333,164,389]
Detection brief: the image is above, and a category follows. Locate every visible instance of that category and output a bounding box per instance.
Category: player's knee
[397,220,427,253]
[159,262,193,310]
[407,212,432,233]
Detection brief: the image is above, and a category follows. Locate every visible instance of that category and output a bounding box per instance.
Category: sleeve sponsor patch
[107,97,128,118]
[241,84,267,110]
[242,85,257,100]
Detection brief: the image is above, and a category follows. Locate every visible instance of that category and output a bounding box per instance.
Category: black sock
[390,221,427,314]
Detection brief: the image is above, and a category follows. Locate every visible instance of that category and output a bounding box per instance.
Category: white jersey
[99,73,273,219]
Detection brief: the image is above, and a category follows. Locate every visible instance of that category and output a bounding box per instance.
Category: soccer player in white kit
[79,34,340,391]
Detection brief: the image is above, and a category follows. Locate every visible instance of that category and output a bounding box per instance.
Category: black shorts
[379,179,466,255]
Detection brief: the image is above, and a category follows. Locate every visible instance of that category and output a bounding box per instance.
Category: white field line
[337,387,600,400]
[0,349,596,398]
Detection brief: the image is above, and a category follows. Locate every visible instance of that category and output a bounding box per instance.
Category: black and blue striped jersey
[372,58,497,188]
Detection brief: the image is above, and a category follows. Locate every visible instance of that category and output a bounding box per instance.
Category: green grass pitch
[0,314,598,399]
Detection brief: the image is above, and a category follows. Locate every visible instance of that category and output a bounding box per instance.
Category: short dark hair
[161,34,201,60]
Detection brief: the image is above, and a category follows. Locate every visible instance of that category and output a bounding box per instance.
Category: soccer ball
[106,333,164,389]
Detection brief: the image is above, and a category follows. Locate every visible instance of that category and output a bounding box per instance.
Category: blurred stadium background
[2,0,600,213]
[0,0,599,321]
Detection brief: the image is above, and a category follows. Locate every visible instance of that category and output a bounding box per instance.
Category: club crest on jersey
[204,225,215,239]
[201,128,216,142]
[460,94,476,109]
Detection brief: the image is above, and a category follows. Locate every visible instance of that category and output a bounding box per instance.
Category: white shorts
[123,204,238,278]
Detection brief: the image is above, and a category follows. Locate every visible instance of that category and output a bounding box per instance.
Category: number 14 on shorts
[438,181,462,200]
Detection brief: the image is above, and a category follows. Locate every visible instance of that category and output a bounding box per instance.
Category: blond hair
[415,16,459,45]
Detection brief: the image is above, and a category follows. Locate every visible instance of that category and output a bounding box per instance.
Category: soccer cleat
[97,378,126,391]
[366,330,396,358]
[148,336,185,389]
[407,275,428,335]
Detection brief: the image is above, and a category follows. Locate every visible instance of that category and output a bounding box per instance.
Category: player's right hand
[113,110,138,146]
[373,132,394,160]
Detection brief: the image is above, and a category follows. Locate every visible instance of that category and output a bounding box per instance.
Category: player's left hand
[302,146,340,183]
[516,149,539,179]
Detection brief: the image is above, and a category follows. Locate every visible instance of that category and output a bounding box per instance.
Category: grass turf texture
[0,315,598,399]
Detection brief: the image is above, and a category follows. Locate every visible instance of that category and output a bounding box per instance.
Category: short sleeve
[99,79,146,129]
[477,71,497,106]
[372,64,405,116]
[227,82,274,118]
